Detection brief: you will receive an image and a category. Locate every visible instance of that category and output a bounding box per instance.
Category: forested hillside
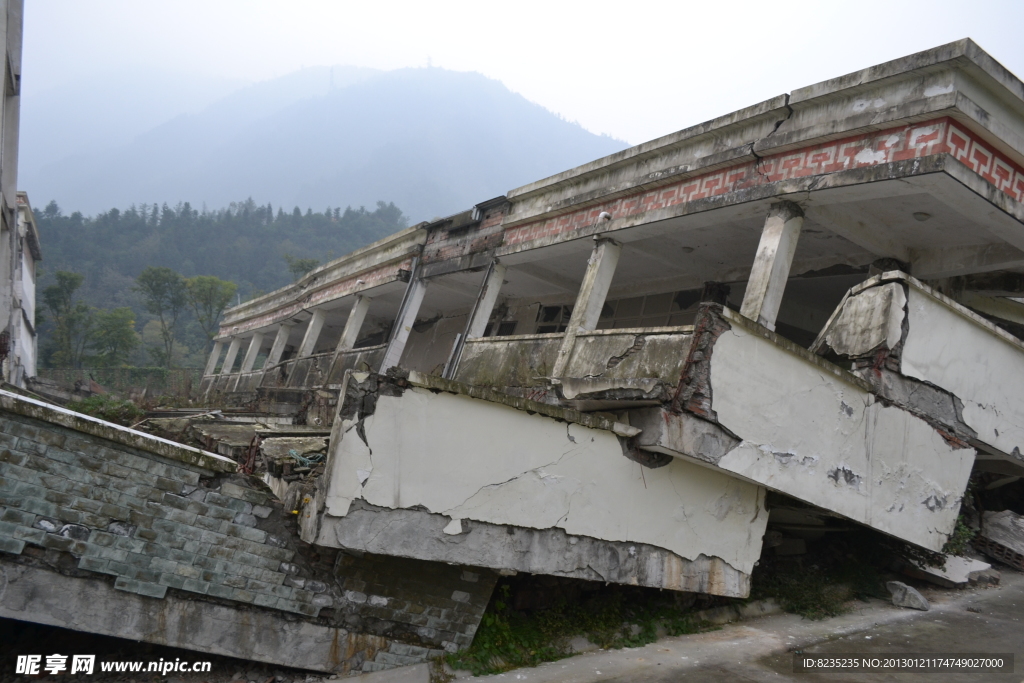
[24,64,628,370]
[35,199,406,368]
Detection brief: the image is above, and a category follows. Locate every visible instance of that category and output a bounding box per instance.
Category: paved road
[466,571,1024,683]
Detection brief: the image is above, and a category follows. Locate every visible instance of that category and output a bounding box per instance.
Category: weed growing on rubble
[751,569,856,620]
[67,394,146,426]
[942,514,977,557]
[749,529,890,620]
[445,583,713,675]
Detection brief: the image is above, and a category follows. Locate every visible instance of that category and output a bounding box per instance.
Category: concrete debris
[902,555,993,589]
[886,581,931,611]
[980,510,1024,553]
[976,510,1024,571]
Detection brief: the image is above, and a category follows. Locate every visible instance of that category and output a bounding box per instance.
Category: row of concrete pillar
[206,201,805,382]
[206,295,372,378]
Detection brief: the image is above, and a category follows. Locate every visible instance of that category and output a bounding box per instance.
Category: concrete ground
[459,570,1024,683]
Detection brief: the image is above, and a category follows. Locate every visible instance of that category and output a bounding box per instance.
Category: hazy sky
[23,0,1024,145]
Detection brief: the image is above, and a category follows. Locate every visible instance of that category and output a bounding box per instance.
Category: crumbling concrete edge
[813,271,1024,356]
[316,499,753,597]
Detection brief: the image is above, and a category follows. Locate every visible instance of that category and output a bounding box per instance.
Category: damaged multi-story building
[3,38,1024,675]
[0,0,35,390]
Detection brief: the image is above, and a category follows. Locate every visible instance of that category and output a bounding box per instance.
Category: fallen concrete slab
[903,555,993,589]
[976,509,1024,571]
[312,372,768,597]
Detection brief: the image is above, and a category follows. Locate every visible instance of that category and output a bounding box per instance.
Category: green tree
[42,271,93,367]
[134,267,187,368]
[89,307,139,366]
[185,275,238,348]
[283,253,320,280]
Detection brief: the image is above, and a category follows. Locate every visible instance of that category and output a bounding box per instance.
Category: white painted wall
[901,287,1024,459]
[324,387,767,576]
[710,323,974,551]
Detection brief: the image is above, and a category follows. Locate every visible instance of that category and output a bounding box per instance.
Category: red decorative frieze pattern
[504,118,1024,248]
[421,207,509,264]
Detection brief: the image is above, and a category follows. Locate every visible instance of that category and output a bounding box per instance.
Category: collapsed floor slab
[814,272,1024,465]
[633,303,976,552]
[303,372,768,598]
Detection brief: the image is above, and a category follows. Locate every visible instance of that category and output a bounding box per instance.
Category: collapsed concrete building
[3,38,1024,675]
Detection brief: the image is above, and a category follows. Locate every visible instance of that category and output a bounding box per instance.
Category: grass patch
[66,394,146,426]
[941,514,976,557]
[446,583,713,676]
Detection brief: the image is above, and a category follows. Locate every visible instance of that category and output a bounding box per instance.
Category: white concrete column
[239,332,265,373]
[740,201,804,331]
[336,295,372,353]
[379,278,429,372]
[265,324,294,368]
[552,238,622,378]
[203,341,224,376]
[466,262,507,339]
[296,309,327,358]
[219,337,242,375]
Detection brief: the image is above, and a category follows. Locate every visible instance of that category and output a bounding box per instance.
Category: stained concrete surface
[463,570,1024,683]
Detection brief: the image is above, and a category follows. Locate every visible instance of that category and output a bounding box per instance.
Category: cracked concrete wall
[900,286,1024,459]
[708,319,974,551]
[320,385,767,597]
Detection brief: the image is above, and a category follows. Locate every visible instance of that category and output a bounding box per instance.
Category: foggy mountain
[21,66,627,221]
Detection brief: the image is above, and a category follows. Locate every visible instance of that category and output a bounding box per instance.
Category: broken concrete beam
[629,406,739,466]
[886,581,930,611]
